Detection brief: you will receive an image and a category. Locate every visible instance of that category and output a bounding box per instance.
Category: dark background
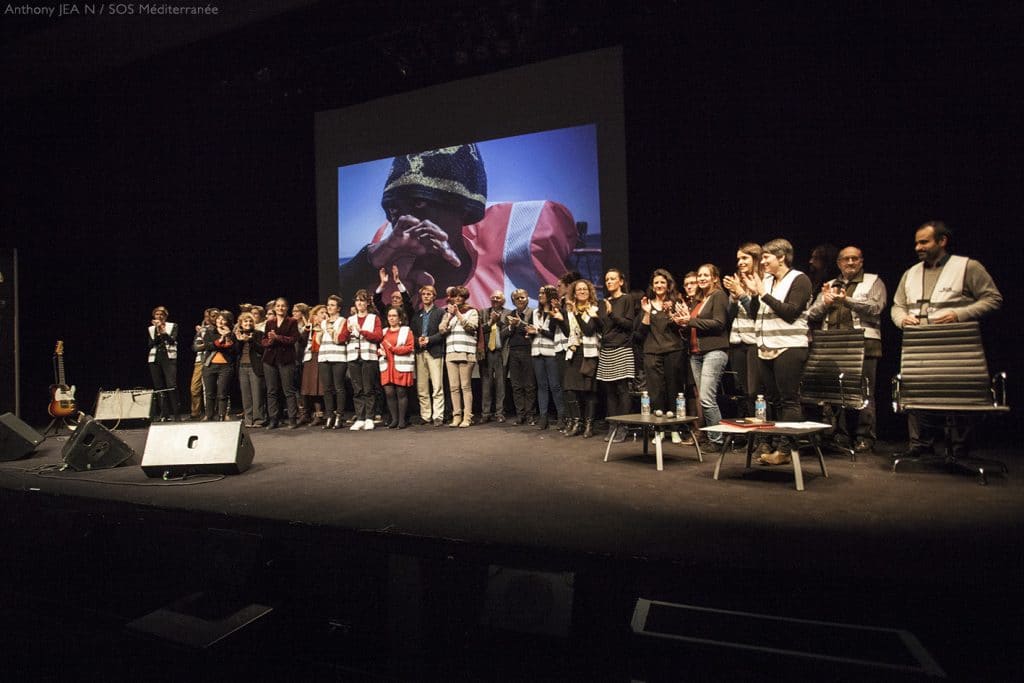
[2,1,1020,437]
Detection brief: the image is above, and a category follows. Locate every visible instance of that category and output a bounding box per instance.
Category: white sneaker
[670,431,682,444]
[363,420,375,430]
[350,420,364,431]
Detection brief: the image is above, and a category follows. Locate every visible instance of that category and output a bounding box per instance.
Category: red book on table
[720,419,776,429]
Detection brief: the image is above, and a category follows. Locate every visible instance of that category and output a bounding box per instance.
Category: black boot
[580,396,596,438]
[385,389,399,428]
[562,396,578,434]
[537,414,549,430]
[564,418,582,437]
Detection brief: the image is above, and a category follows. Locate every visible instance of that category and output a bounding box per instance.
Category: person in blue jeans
[676,264,731,445]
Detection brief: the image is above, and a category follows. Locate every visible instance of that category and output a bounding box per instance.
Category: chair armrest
[992,371,1008,407]
[858,374,870,410]
[891,374,903,413]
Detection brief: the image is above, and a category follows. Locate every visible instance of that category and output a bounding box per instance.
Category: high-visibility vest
[148,322,178,362]
[902,256,970,319]
[379,326,415,373]
[345,313,379,361]
[755,270,809,349]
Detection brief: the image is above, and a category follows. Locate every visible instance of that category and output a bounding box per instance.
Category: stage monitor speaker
[0,412,43,461]
[141,422,254,478]
[94,389,153,421]
[61,415,136,471]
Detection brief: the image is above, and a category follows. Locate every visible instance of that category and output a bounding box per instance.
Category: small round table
[604,413,703,471]
[704,423,830,491]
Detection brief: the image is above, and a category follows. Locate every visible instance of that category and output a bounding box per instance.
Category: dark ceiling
[6,1,1023,121]
[1,0,639,109]
[1,1,312,96]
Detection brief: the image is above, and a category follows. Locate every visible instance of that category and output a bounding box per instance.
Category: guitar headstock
[55,340,64,356]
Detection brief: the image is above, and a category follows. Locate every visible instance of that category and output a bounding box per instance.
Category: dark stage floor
[1,419,1022,680]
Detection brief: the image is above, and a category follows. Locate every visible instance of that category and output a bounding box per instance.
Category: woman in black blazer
[261,297,300,429]
[677,264,731,443]
[234,312,266,427]
[198,311,238,422]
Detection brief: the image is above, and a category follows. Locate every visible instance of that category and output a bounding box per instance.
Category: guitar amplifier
[0,412,44,461]
[141,422,255,477]
[95,389,153,421]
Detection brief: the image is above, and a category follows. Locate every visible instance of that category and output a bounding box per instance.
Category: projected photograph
[336,124,601,306]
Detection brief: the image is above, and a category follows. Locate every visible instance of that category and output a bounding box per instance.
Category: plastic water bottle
[676,392,687,418]
[640,391,651,417]
[755,394,767,422]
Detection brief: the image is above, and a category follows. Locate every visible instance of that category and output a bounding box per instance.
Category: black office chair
[799,329,869,460]
[891,321,1009,484]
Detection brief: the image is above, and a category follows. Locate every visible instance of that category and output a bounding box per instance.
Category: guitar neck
[56,353,67,386]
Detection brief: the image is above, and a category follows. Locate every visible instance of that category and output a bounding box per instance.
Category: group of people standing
[146,220,1001,462]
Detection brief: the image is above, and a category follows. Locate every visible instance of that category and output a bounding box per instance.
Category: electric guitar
[48,341,77,417]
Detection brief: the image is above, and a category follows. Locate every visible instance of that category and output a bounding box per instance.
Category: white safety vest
[564,306,600,361]
[148,322,178,362]
[302,329,319,363]
[530,310,556,357]
[379,326,415,373]
[318,318,348,363]
[756,270,809,349]
[902,255,970,318]
[822,273,882,340]
[729,298,757,345]
[345,313,379,362]
[444,309,478,355]
[553,327,568,353]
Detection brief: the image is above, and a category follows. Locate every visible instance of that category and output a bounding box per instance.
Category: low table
[704,422,831,491]
[604,414,702,471]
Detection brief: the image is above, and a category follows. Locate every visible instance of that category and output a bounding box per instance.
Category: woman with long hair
[554,271,582,432]
[342,289,383,431]
[299,304,326,427]
[744,238,813,465]
[235,311,266,427]
[291,303,312,424]
[260,297,300,429]
[528,285,564,430]
[439,286,479,427]
[555,279,601,438]
[199,310,237,422]
[723,242,763,417]
[597,268,636,441]
[378,306,415,429]
[637,269,687,421]
[148,305,180,422]
[676,264,730,444]
[318,294,348,429]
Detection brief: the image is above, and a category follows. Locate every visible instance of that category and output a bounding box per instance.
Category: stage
[1,420,1022,680]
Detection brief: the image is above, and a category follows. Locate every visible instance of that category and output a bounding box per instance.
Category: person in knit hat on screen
[338,143,579,305]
